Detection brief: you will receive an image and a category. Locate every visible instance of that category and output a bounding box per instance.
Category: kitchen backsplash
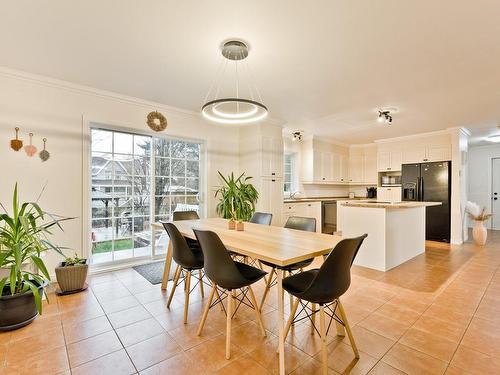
[299,184,376,198]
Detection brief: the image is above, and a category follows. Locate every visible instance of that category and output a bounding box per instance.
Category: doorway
[492,158,500,229]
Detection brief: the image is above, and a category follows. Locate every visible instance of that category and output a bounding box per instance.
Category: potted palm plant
[215,172,258,231]
[0,183,71,331]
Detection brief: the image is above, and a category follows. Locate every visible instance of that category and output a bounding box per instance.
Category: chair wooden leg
[183,271,191,324]
[284,297,300,340]
[259,268,275,311]
[288,272,293,311]
[167,265,181,308]
[248,286,266,337]
[320,305,328,375]
[311,303,317,335]
[197,282,216,336]
[337,299,359,358]
[199,269,204,298]
[336,320,346,336]
[226,289,233,359]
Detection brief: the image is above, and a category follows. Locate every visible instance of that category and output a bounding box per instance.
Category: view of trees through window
[91,129,201,264]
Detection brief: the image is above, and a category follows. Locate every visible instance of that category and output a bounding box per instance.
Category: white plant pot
[472,220,487,246]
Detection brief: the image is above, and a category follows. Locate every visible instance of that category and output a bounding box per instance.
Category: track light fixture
[292,131,303,141]
[377,110,393,124]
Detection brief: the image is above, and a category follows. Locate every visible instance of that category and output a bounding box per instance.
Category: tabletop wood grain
[153,218,342,267]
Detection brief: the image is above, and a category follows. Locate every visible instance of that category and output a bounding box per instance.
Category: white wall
[0,68,240,274]
[468,143,500,228]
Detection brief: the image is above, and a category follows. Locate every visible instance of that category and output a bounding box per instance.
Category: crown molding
[374,128,457,144]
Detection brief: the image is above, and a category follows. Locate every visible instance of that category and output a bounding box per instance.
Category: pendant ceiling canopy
[202,40,268,124]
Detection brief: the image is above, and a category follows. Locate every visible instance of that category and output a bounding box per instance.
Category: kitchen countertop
[340,201,442,209]
[283,197,375,204]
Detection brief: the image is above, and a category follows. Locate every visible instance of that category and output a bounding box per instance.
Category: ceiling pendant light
[202,40,268,124]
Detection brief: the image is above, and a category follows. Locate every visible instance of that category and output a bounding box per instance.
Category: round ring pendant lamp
[201,40,268,124]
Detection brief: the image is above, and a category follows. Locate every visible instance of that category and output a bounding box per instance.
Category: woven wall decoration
[39,138,50,162]
[146,111,167,132]
[10,127,23,151]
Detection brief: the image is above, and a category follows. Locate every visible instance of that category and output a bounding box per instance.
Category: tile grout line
[443,261,500,373]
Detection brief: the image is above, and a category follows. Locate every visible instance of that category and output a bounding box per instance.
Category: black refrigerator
[401,161,451,242]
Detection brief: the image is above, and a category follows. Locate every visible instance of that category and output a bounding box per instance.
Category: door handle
[494,197,498,201]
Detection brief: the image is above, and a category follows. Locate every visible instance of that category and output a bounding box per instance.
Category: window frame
[84,121,206,268]
[283,151,298,196]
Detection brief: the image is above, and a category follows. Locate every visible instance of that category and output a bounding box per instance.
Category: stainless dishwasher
[321,201,337,234]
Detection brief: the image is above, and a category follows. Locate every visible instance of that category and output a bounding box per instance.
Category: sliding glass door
[90,128,202,265]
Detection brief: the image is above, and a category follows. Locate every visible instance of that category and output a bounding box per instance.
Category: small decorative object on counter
[466,201,492,246]
[55,253,89,294]
[236,220,245,231]
[146,111,167,132]
[228,219,236,230]
[24,133,37,157]
[39,138,50,162]
[10,127,23,151]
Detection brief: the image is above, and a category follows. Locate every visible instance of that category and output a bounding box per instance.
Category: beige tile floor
[1,231,500,374]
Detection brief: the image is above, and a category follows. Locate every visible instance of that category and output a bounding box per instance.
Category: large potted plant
[215,172,258,230]
[0,184,71,331]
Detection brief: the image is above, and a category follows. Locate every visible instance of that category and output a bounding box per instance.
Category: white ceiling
[1,0,499,144]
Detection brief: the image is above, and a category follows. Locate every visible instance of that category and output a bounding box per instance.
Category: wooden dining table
[152,218,342,375]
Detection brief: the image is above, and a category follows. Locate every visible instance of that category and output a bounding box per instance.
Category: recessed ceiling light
[487,134,500,143]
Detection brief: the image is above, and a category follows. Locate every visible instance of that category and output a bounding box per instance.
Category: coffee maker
[366,187,377,198]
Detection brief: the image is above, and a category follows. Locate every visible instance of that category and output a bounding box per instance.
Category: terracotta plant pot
[236,221,245,231]
[55,260,89,293]
[472,220,487,246]
[228,220,236,230]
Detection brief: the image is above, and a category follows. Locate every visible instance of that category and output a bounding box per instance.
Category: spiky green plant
[0,183,73,314]
[215,172,258,222]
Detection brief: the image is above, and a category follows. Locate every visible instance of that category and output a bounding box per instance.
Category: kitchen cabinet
[377,151,402,172]
[348,145,377,184]
[348,153,363,183]
[239,124,283,226]
[282,201,321,233]
[301,139,349,184]
[261,135,284,177]
[377,186,402,202]
[402,144,451,164]
[426,144,451,162]
[260,177,283,226]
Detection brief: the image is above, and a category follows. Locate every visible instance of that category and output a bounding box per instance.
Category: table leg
[277,268,285,375]
[161,240,173,291]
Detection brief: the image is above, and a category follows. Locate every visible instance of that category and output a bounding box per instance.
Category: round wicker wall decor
[146,111,167,132]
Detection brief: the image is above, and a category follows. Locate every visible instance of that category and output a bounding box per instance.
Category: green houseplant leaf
[0,183,74,314]
[215,172,259,222]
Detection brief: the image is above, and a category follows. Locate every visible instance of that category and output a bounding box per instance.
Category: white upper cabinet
[300,139,349,184]
[348,145,377,184]
[377,151,402,172]
[348,152,363,183]
[402,144,451,164]
[261,135,283,177]
[426,144,452,162]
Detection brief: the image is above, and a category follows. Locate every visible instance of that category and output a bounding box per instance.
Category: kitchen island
[340,201,441,271]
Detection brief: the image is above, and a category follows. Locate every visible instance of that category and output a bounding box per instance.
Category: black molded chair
[283,234,367,374]
[230,212,273,264]
[162,222,205,324]
[250,212,273,225]
[172,210,200,221]
[259,216,317,310]
[173,210,200,248]
[194,229,267,360]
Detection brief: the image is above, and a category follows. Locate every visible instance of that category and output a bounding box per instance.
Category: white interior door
[492,158,500,229]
